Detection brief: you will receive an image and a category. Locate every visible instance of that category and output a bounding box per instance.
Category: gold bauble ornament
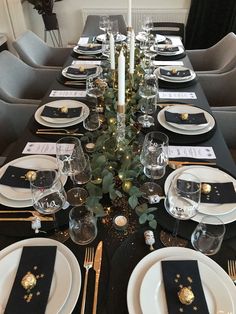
[178,287,195,305]
[181,113,189,120]
[25,170,37,182]
[21,272,37,291]
[201,183,211,194]
[60,106,68,113]
[122,180,133,193]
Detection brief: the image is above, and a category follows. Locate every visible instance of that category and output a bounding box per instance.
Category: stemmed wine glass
[140,131,169,201]
[142,16,153,37]
[30,169,67,215]
[56,136,88,206]
[138,74,158,127]
[99,15,110,40]
[161,172,201,247]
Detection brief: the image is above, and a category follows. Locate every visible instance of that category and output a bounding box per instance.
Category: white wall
[0,0,191,47]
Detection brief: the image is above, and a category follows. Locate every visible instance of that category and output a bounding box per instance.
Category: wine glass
[162,172,201,247]
[56,136,88,206]
[86,76,107,112]
[140,131,169,201]
[107,20,119,41]
[99,15,110,33]
[142,16,153,36]
[138,74,158,127]
[30,169,67,215]
[68,154,92,206]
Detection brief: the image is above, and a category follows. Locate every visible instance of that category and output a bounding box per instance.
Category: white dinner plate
[0,155,67,202]
[40,100,86,124]
[96,33,126,43]
[157,106,215,135]
[127,247,236,314]
[164,166,236,221]
[62,64,102,80]
[73,45,103,55]
[163,105,209,131]
[139,256,234,314]
[0,248,72,314]
[155,66,196,83]
[0,238,81,314]
[151,44,184,56]
[136,33,166,43]
[35,102,89,128]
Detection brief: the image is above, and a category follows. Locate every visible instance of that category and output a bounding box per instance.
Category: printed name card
[159,92,197,99]
[168,146,216,159]
[49,90,87,98]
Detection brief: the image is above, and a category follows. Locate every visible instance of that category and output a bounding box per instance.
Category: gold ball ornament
[178,287,195,305]
[171,68,178,74]
[181,113,189,120]
[122,180,133,193]
[108,117,116,125]
[25,170,37,182]
[79,66,85,72]
[21,272,37,291]
[60,106,68,113]
[201,183,211,194]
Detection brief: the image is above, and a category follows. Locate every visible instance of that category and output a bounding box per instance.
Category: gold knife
[36,131,83,136]
[92,241,103,314]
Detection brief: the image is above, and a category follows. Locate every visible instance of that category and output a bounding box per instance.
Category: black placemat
[5,246,57,314]
[162,260,209,314]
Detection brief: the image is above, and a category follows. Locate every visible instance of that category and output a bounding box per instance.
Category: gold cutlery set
[168,160,216,169]
[36,128,83,136]
[0,210,54,222]
[81,241,103,314]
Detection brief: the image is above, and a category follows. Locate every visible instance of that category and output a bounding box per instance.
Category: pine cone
[112,196,129,211]
[114,176,123,189]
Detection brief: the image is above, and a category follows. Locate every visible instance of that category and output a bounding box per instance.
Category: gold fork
[81,247,94,314]
[36,128,83,136]
[227,260,236,284]
[168,160,217,169]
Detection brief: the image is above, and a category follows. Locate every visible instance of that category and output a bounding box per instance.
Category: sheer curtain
[186,0,236,49]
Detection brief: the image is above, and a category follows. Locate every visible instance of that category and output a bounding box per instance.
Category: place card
[169,146,216,159]
[153,61,184,66]
[72,60,101,66]
[77,37,89,45]
[49,90,87,98]
[159,92,197,99]
[22,142,56,155]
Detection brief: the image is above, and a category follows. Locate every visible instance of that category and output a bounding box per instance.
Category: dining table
[0,15,236,314]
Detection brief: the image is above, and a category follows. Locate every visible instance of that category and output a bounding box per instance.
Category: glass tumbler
[69,206,97,245]
[191,215,225,255]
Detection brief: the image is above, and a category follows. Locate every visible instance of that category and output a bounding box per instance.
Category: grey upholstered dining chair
[212,109,236,162]
[0,99,36,165]
[13,30,71,69]
[0,50,60,104]
[197,67,236,108]
[186,32,236,74]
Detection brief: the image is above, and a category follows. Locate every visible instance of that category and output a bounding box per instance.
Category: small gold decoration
[25,171,37,182]
[176,274,180,278]
[171,68,178,74]
[181,113,189,120]
[178,287,195,305]
[187,276,193,283]
[122,180,133,193]
[108,117,116,125]
[36,291,41,296]
[33,266,37,270]
[193,306,198,311]
[179,308,184,313]
[88,43,94,48]
[201,183,211,194]
[21,272,37,291]
[79,66,85,72]
[60,106,68,114]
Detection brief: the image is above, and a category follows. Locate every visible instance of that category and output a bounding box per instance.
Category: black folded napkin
[158,46,179,53]
[177,179,236,204]
[161,260,209,314]
[66,66,97,76]
[160,68,191,78]
[165,111,207,125]
[41,105,82,119]
[5,246,57,314]
[0,166,34,189]
[0,166,56,189]
[77,44,102,51]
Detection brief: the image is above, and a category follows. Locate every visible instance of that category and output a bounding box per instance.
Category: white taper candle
[129,30,135,74]
[109,33,115,70]
[118,49,125,106]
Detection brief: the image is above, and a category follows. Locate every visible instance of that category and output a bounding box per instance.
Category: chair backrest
[151,22,185,44]
[13,30,53,68]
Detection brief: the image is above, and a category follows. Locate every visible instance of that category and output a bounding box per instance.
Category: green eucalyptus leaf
[149,219,157,230]
[128,195,139,209]
[86,182,103,197]
[147,214,155,221]
[135,203,148,216]
[102,172,114,193]
[139,213,147,224]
